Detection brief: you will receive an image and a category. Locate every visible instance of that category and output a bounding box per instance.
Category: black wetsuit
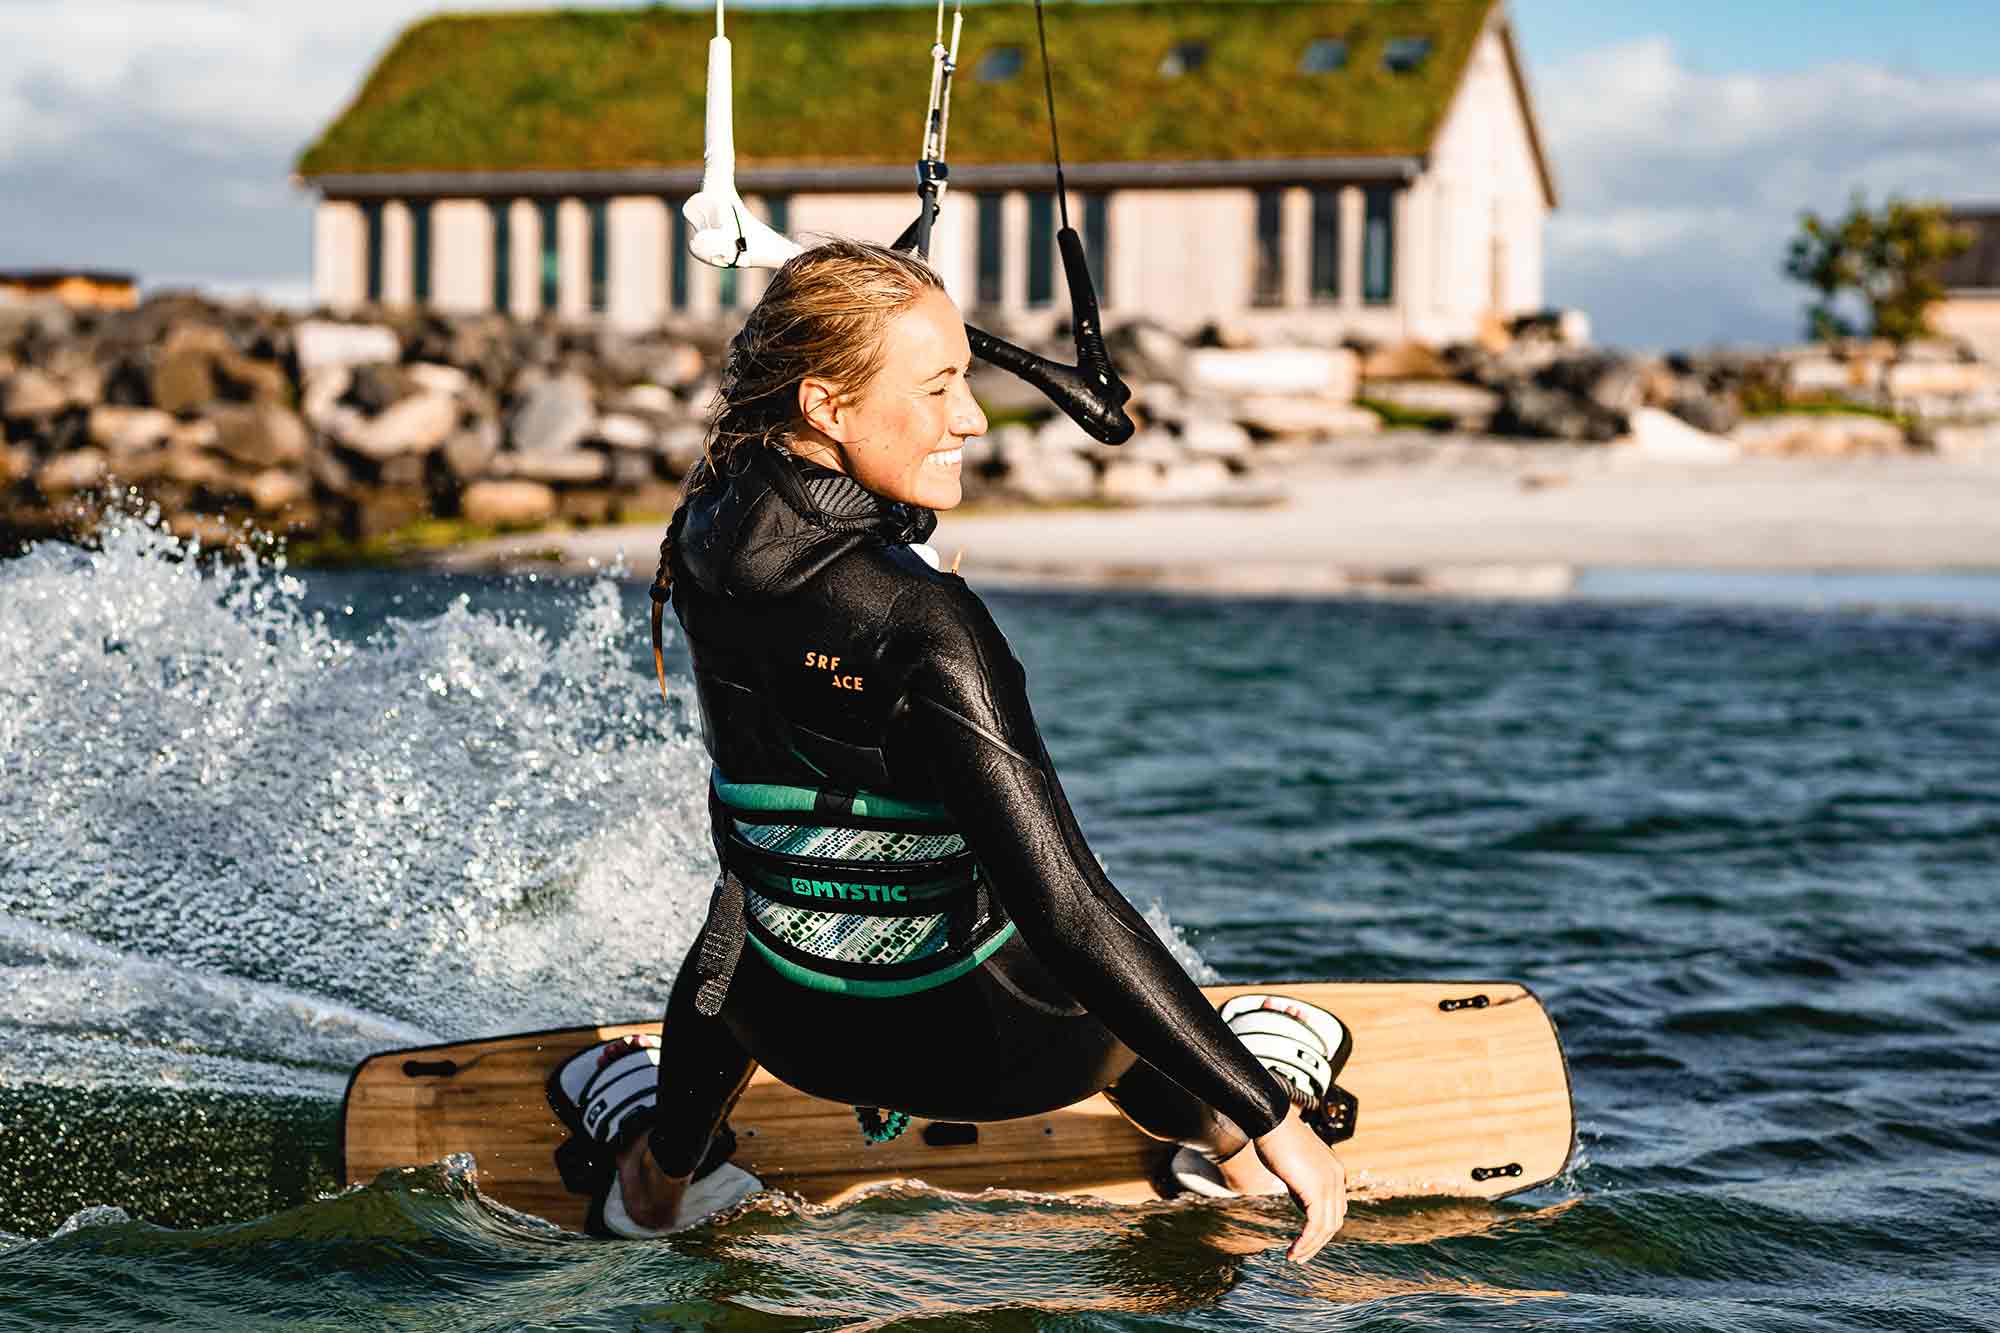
[648,447,1289,1177]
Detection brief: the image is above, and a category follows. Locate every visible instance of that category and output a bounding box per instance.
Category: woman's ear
[799,376,847,442]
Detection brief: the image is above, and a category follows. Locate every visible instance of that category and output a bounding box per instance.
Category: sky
[1,1,1997,349]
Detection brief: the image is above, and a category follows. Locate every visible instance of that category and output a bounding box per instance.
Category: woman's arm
[890,581,1291,1139]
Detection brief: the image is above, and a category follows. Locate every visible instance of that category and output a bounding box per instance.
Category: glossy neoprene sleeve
[888,581,1291,1141]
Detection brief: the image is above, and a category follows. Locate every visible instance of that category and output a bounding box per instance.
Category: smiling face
[795,287,987,511]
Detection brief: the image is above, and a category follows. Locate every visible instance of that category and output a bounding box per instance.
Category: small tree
[1784,193,1971,345]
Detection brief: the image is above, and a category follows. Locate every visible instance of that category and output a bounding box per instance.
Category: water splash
[0,513,717,1054]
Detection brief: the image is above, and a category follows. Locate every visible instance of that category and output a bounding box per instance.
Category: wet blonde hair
[649,240,945,645]
[697,238,946,495]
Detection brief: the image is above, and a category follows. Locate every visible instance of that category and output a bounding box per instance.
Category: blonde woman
[551,240,1348,1263]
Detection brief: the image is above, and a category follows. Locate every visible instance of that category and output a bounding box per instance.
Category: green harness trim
[711,777,951,825]
[744,921,1017,998]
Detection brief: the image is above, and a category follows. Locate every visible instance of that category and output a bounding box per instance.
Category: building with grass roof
[296,0,1556,342]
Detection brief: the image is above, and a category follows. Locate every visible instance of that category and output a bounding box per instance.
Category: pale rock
[164,448,239,490]
[593,412,657,450]
[491,449,609,484]
[4,368,66,418]
[610,450,658,488]
[1361,380,1501,426]
[1099,457,1233,506]
[1884,361,1998,398]
[557,488,617,525]
[1730,413,1906,456]
[167,513,241,548]
[1003,449,1096,503]
[1618,407,1740,464]
[294,320,401,374]
[247,468,308,512]
[1317,405,1385,437]
[88,406,174,454]
[1121,428,1188,465]
[1785,356,1879,395]
[461,479,559,528]
[0,443,33,484]
[648,344,706,389]
[657,423,709,475]
[1130,379,1182,421]
[345,392,457,460]
[406,362,471,398]
[1128,325,1188,379]
[509,373,596,454]
[301,366,352,428]
[151,324,229,413]
[1034,414,1098,455]
[169,418,221,452]
[614,383,679,416]
[1359,342,1450,380]
[986,423,1035,468]
[1932,422,2000,461]
[443,419,502,480]
[1186,347,1357,399]
[212,404,309,468]
[61,365,104,408]
[1177,416,1250,457]
[1234,394,1360,439]
[36,448,108,493]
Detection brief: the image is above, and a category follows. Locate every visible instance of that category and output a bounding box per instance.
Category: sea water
[1,514,1996,1330]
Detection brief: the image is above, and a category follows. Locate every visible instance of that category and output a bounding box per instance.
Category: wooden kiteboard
[340,981,1572,1233]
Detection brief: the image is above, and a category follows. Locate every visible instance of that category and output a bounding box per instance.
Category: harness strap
[693,871,748,1018]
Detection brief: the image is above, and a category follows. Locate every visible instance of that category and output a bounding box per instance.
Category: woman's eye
[930,386,948,397]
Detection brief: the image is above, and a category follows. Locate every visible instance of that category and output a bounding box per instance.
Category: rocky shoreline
[4,294,1999,561]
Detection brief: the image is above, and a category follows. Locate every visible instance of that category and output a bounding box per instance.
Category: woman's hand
[1252,1108,1348,1263]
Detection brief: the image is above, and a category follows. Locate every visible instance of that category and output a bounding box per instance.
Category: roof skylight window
[1158,41,1207,78]
[1300,37,1348,73]
[1383,37,1434,73]
[976,45,1024,82]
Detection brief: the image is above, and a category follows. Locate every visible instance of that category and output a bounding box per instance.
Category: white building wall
[431,200,490,314]
[1428,23,1549,322]
[557,199,589,319]
[381,201,414,307]
[609,196,668,332]
[314,201,365,312]
[509,200,540,319]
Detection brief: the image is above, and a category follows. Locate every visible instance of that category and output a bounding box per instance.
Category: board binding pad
[340,981,1573,1234]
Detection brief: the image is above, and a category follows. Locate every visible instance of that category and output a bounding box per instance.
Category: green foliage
[298,2,1497,177]
[1356,394,1454,431]
[1784,193,1972,345]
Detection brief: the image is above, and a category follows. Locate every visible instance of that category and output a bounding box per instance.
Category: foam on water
[0,514,717,1068]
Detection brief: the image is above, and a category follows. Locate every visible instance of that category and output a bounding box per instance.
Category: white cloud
[1539,38,2000,347]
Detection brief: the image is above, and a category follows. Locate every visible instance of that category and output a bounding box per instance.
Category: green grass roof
[297,0,1498,177]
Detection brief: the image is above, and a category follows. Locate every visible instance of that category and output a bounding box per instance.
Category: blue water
[2,516,1997,1329]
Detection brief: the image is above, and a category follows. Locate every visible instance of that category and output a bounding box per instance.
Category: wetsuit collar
[678,445,937,600]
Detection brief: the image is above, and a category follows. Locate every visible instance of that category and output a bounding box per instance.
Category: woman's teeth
[928,448,963,468]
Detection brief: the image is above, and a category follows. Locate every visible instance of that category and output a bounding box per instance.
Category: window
[719,266,739,311]
[410,200,432,304]
[976,46,1023,82]
[766,194,790,238]
[668,198,688,311]
[1363,185,1395,304]
[1158,41,1206,77]
[1252,188,1283,307]
[1083,193,1109,306]
[1383,37,1433,73]
[587,198,609,314]
[1309,188,1339,301]
[1300,38,1347,73]
[1027,191,1055,308]
[490,199,511,313]
[537,198,560,311]
[361,200,384,304]
[976,193,1003,307]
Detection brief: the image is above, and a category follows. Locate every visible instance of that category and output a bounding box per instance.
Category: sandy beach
[419,439,2000,596]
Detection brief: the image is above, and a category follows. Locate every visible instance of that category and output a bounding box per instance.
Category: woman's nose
[952,380,987,438]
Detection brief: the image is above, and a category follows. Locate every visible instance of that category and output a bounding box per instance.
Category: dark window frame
[1251,187,1284,308]
[490,199,512,313]
[1082,193,1109,307]
[1309,187,1340,302]
[975,193,1004,308]
[1159,41,1207,77]
[668,198,688,311]
[536,198,561,311]
[410,199,433,305]
[1027,191,1056,308]
[1383,36,1434,73]
[587,197,609,314]
[1363,185,1396,305]
[361,200,384,305]
[1300,37,1348,73]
